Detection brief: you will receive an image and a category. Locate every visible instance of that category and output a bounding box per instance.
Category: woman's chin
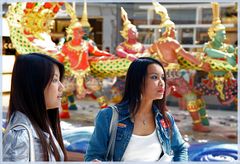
[47,104,60,110]
[155,95,164,100]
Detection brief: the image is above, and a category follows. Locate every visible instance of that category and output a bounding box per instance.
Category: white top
[122,129,162,161]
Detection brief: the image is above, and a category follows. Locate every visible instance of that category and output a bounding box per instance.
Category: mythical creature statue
[194,2,237,106]
[6,2,63,55]
[6,2,132,119]
[59,1,105,118]
[147,2,212,132]
[111,7,147,103]
[56,3,116,118]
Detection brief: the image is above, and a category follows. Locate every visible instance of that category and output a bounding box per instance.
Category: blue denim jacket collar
[116,101,164,122]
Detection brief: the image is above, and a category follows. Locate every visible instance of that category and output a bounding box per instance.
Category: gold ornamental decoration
[120,7,136,39]
[208,2,226,39]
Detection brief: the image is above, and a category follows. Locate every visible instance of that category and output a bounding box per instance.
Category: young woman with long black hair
[3,53,67,161]
[85,57,188,162]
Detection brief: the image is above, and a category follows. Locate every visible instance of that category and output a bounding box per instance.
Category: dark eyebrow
[148,73,165,77]
[148,73,161,75]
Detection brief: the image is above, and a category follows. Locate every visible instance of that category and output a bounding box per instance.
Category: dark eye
[151,75,158,80]
[52,78,58,83]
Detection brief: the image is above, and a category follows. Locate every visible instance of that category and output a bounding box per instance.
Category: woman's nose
[59,81,64,91]
[159,79,164,87]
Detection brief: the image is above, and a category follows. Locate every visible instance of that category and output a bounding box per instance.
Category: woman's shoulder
[4,124,29,139]
[4,114,32,140]
[6,111,40,139]
[95,106,114,123]
[3,123,30,151]
[99,106,114,115]
[96,102,129,121]
[3,126,30,161]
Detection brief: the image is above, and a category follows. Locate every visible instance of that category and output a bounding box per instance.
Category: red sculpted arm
[88,41,112,57]
[172,40,211,71]
[116,44,138,61]
[147,42,160,55]
[172,40,199,65]
[56,44,68,63]
[116,44,128,58]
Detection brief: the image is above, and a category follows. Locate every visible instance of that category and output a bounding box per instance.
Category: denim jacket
[85,101,188,161]
[3,111,64,161]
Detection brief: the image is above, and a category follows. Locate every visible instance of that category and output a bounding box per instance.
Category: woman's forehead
[147,64,164,74]
[53,64,60,74]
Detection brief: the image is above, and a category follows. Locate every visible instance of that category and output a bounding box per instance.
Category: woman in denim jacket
[85,57,188,161]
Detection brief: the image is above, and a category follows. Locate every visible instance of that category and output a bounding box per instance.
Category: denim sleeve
[168,113,188,161]
[3,128,29,161]
[84,108,112,161]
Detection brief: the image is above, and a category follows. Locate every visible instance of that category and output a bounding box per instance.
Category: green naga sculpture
[195,2,237,106]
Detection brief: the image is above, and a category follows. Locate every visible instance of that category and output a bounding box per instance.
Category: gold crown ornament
[65,2,83,40]
[81,0,93,32]
[152,1,175,31]
[208,2,226,39]
[120,7,136,39]
[21,2,63,40]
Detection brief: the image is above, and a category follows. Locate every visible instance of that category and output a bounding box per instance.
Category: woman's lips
[158,88,164,93]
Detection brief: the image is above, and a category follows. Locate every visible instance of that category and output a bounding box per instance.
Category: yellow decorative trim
[158,37,172,43]
[122,41,143,53]
[216,80,225,100]
[207,72,234,100]
[197,99,205,108]
[62,96,68,103]
[187,100,200,112]
[66,41,85,52]
[193,119,201,124]
[175,45,182,54]
[164,63,180,71]
[188,108,199,112]
[198,61,204,68]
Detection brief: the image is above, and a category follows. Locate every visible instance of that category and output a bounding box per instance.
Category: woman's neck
[138,99,153,114]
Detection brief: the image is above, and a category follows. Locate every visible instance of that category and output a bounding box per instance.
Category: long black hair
[120,57,171,129]
[8,53,67,161]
